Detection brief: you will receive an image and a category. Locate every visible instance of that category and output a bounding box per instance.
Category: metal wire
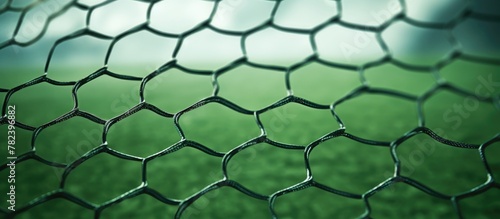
[1,0,499,218]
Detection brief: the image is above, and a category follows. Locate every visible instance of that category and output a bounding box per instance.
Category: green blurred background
[1,0,500,218]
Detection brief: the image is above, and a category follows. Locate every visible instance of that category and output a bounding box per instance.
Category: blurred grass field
[0,60,500,219]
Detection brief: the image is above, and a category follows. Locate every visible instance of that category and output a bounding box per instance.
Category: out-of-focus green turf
[0,60,499,219]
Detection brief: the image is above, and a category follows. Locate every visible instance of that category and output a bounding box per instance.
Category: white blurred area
[0,0,499,76]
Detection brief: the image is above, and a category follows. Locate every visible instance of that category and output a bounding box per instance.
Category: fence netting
[1,0,499,218]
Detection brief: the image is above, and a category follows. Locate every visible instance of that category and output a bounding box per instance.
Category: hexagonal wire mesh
[0,0,500,218]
